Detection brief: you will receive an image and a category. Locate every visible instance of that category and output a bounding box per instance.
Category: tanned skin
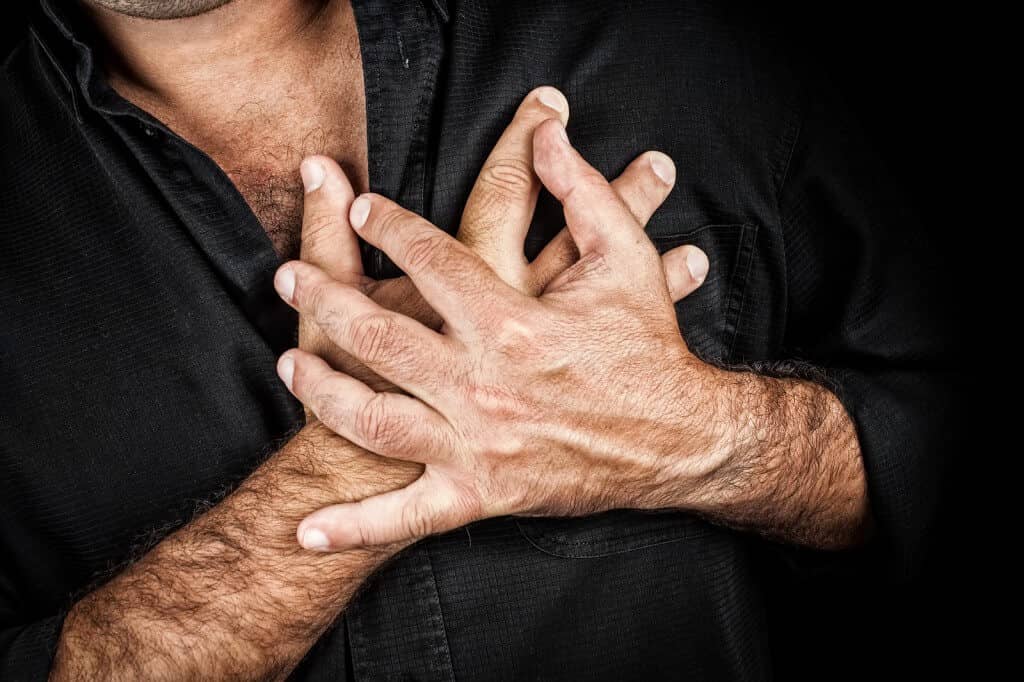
[53,4,709,678]
[50,0,870,678]
[52,422,422,680]
[50,2,409,679]
[86,0,368,257]
[278,119,871,554]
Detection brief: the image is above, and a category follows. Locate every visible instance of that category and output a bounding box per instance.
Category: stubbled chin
[88,0,236,21]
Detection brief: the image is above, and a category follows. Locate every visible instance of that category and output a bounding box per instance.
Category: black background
[2,2,972,679]
[765,4,972,680]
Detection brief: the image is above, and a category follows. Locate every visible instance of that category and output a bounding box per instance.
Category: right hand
[291,86,709,393]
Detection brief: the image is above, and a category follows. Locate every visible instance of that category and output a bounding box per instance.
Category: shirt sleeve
[0,612,65,680]
[775,80,959,579]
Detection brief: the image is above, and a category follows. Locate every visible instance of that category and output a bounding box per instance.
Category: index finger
[458,86,568,282]
[532,118,647,258]
[349,194,524,337]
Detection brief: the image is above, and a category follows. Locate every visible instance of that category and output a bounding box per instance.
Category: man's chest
[2,0,802,609]
[218,115,369,259]
[109,16,370,260]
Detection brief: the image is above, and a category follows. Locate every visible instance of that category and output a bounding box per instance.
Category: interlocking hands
[276,87,725,551]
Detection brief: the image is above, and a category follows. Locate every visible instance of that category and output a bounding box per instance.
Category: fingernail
[275,267,296,302]
[557,124,569,145]
[277,354,294,391]
[686,248,709,283]
[300,158,325,193]
[301,527,330,551]
[350,196,371,230]
[649,152,676,185]
[536,87,567,113]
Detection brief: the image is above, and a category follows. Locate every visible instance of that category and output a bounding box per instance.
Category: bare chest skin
[215,74,369,259]
[211,25,368,260]
[108,3,368,259]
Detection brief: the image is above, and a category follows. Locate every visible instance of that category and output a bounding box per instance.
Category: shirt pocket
[660,223,759,364]
[515,510,714,558]
[516,223,758,557]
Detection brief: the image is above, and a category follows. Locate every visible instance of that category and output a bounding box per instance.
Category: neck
[80,0,368,259]
[83,0,339,113]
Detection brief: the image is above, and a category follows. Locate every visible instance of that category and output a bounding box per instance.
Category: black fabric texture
[0,1,959,679]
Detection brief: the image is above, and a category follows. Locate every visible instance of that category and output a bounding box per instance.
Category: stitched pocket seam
[515,518,714,559]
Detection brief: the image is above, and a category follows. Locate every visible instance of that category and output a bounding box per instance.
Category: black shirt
[1,1,957,680]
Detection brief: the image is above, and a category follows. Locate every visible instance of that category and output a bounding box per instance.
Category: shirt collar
[31,0,98,115]
[427,0,450,23]
[30,0,452,116]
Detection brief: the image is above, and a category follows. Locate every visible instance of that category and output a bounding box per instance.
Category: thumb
[296,475,475,550]
[299,155,364,283]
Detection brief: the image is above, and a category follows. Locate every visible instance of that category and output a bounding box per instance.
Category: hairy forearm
[680,366,871,550]
[50,421,422,681]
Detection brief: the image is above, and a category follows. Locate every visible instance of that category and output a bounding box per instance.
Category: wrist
[229,421,422,558]
[656,354,760,512]
[289,420,424,503]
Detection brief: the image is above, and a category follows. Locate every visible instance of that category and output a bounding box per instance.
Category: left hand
[276,119,730,550]
[293,87,699,393]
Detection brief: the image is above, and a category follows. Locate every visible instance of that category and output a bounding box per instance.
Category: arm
[752,75,956,570]
[692,74,956,566]
[49,100,430,680]
[675,363,869,550]
[49,86,696,680]
[51,421,421,681]
[274,102,907,557]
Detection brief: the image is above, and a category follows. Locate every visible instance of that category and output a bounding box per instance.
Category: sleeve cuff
[1,612,66,681]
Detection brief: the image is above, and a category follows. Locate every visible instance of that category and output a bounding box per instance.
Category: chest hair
[213,99,368,260]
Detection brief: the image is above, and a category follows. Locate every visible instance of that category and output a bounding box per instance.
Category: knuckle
[482,434,524,460]
[465,383,526,422]
[304,280,330,318]
[305,284,347,341]
[302,211,338,250]
[478,158,534,199]
[578,170,614,196]
[622,177,661,215]
[354,393,397,448]
[493,314,538,354]
[309,381,341,426]
[374,205,410,238]
[561,173,618,216]
[355,520,380,547]
[349,313,399,364]
[400,502,434,539]
[402,233,448,275]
